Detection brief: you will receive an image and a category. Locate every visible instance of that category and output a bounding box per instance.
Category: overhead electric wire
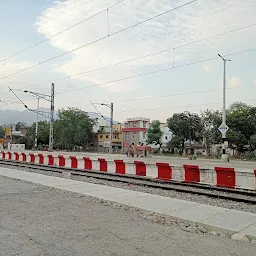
[0,0,127,64]
[0,0,196,81]
[0,22,254,96]
[90,101,109,122]
[55,47,256,96]
[0,46,255,110]
[116,98,256,114]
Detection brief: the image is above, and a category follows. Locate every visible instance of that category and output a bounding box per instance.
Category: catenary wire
[0,0,127,64]
[0,0,197,81]
[0,47,255,109]
[0,22,254,96]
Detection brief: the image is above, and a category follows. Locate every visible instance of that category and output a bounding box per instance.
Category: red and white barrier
[0,151,255,191]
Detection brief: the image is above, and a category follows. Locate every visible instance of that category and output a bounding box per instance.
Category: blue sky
[0,0,255,122]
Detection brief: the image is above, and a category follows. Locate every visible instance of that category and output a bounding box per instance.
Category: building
[122,117,150,149]
[97,123,123,150]
[149,123,172,150]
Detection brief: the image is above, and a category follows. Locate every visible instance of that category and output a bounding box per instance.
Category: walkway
[0,166,255,239]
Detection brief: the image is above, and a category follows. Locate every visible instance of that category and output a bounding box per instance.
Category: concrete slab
[0,166,256,239]
[169,204,230,222]
[199,209,256,235]
[239,223,256,239]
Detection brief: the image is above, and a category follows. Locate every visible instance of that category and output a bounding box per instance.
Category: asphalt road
[31,150,256,169]
[0,176,255,256]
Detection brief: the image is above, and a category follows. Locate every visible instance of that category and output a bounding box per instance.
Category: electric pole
[49,83,55,151]
[218,54,231,162]
[109,102,113,154]
[10,83,55,152]
[35,97,39,149]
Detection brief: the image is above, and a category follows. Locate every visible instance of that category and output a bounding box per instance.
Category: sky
[0,0,255,123]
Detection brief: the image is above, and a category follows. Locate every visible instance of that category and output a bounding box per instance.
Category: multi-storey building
[97,123,123,150]
[122,117,150,149]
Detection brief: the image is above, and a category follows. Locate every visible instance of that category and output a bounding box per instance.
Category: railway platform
[0,166,255,240]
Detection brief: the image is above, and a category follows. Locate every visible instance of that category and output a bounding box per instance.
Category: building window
[143,132,146,139]
[132,122,137,128]
[114,135,117,139]
[143,122,146,128]
[100,135,103,139]
[165,136,168,140]
[106,135,109,139]
[125,133,129,139]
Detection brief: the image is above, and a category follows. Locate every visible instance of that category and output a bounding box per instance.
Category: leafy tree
[15,122,26,131]
[167,112,203,153]
[201,109,222,154]
[147,120,163,150]
[167,135,184,154]
[0,125,5,138]
[249,134,256,151]
[25,121,50,149]
[54,108,94,149]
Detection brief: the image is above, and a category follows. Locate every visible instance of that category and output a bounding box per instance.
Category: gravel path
[1,176,255,256]
[2,163,256,213]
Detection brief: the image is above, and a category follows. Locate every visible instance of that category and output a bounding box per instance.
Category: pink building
[122,117,150,149]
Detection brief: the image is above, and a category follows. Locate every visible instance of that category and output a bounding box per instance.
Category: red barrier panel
[156,162,172,180]
[1,151,5,159]
[114,160,125,174]
[98,158,107,172]
[58,155,65,167]
[48,155,54,165]
[83,157,92,170]
[29,153,35,163]
[215,167,235,189]
[134,161,146,176]
[70,156,78,169]
[14,152,19,161]
[184,165,200,183]
[38,154,44,164]
[21,153,26,162]
[7,152,12,160]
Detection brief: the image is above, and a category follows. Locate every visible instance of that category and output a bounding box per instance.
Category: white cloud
[228,76,241,88]
[35,0,256,93]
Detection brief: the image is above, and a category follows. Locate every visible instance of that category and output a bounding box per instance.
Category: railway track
[0,159,255,204]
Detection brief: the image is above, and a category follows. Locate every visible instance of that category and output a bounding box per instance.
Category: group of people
[125,142,151,158]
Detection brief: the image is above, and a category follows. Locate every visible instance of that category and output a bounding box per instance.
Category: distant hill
[0,109,118,125]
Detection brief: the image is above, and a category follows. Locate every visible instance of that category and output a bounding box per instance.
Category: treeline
[14,108,95,150]
[167,102,256,155]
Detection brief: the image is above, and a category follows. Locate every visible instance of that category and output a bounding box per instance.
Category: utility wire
[0,0,127,64]
[0,22,254,96]
[55,47,256,96]
[0,0,196,81]
[8,88,49,118]
[0,46,255,109]
[90,101,109,122]
[116,98,256,114]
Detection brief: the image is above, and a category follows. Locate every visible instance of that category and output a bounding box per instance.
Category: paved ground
[31,150,256,169]
[0,176,255,256]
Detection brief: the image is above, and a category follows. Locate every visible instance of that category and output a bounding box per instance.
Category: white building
[149,123,172,149]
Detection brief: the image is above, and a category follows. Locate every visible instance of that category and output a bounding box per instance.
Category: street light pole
[218,54,231,162]
[35,97,39,149]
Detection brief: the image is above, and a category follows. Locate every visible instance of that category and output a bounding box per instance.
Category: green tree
[0,125,5,138]
[201,109,222,154]
[54,108,94,149]
[167,135,184,154]
[167,112,203,153]
[249,134,256,151]
[15,122,26,131]
[147,120,163,150]
[25,121,50,149]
